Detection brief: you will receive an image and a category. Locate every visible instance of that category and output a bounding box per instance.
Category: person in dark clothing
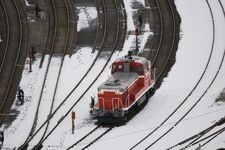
[90,96,95,108]
[90,96,95,114]
[0,131,4,145]
[138,15,142,27]
[31,47,37,61]
[17,87,24,105]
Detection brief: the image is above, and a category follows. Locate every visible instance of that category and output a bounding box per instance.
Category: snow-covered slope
[1,0,225,149]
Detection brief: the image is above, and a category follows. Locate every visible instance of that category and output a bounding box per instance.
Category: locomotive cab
[92,54,155,124]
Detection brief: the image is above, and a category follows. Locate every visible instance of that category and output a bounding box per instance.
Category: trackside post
[71,111,76,134]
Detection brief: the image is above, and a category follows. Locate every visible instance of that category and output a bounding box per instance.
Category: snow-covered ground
[1,0,225,149]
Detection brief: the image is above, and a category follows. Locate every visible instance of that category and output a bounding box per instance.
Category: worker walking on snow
[90,96,95,114]
[17,87,24,105]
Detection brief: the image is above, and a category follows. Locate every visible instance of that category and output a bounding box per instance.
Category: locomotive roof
[113,55,149,65]
[98,72,138,92]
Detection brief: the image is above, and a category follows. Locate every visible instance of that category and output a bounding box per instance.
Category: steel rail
[81,127,113,150]
[167,116,225,149]
[175,1,225,149]
[151,0,163,67]
[66,126,101,150]
[195,127,225,148]
[18,0,123,148]
[0,0,10,74]
[0,0,29,129]
[66,1,121,149]
[33,0,71,149]
[0,0,23,114]
[145,0,159,61]
[36,0,121,148]
[18,0,59,148]
[129,0,215,148]
[144,0,223,149]
[130,0,176,147]
[154,0,176,82]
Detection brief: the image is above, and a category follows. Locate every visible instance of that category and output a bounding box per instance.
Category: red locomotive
[91,52,155,124]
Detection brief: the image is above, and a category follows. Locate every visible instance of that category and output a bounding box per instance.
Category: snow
[77,7,97,32]
[24,0,33,6]
[1,0,225,149]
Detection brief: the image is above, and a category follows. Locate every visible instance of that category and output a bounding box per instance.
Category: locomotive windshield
[111,63,144,75]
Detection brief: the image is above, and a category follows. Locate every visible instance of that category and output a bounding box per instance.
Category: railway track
[0,0,9,73]
[19,0,72,149]
[80,127,113,150]
[129,0,177,148]
[45,0,177,149]
[141,0,179,89]
[145,0,163,66]
[130,0,225,149]
[35,0,122,148]
[0,0,28,126]
[32,0,122,148]
[168,116,225,149]
[63,0,172,149]
[67,125,101,149]
[66,126,113,150]
[168,0,225,149]
[18,0,125,149]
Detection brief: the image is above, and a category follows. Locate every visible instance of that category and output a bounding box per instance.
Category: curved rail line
[19,0,71,149]
[169,1,225,149]
[67,0,174,149]
[34,0,71,148]
[145,0,224,148]
[18,0,124,148]
[18,0,108,147]
[130,0,176,148]
[36,0,121,148]
[198,2,225,148]
[167,115,225,149]
[145,0,161,62]
[129,0,219,149]
[66,126,101,149]
[66,1,124,149]
[0,0,23,121]
[81,127,113,150]
[193,126,225,149]
[181,126,225,149]
[149,0,163,67]
[154,0,176,82]
[145,0,177,89]
[143,0,225,149]
[0,0,10,74]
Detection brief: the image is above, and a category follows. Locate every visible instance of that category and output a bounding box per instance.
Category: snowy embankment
[1,0,225,149]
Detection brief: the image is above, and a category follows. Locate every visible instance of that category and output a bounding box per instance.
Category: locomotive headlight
[99,90,104,94]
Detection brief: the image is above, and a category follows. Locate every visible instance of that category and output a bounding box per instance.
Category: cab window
[130,66,136,72]
[112,65,116,74]
[118,65,123,72]
[137,66,144,75]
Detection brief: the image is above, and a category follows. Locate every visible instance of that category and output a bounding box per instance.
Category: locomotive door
[112,98,119,110]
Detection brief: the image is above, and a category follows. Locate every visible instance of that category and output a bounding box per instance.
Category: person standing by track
[17,87,24,105]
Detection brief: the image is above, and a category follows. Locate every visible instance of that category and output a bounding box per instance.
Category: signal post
[71,111,76,134]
